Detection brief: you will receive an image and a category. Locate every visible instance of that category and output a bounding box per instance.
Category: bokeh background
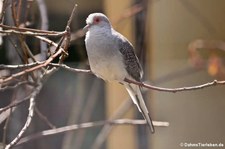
[0,0,225,149]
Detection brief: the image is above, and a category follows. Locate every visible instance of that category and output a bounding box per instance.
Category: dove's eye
[93,17,100,24]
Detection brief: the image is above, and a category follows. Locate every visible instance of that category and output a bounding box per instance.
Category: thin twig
[0,29,66,37]
[18,36,36,62]
[0,62,43,69]
[59,3,77,63]
[15,0,22,25]
[48,63,91,74]
[11,0,17,26]
[0,0,9,23]
[2,107,13,148]
[35,107,56,129]
[66,3,78,27]
[4,77,45,149]
[124,78,225,93]
[5,87,38,149]
[5,103,33,149]
[6,36,25,62]
[17,119,169,146]
[0,94,32,114]
[48,63,225,93]
[92,99,133,149]
[59,26,70,63]
[0,24,66,36]
[0,36,66,84]
[0,81,32,91]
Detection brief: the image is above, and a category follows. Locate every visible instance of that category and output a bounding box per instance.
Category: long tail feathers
[125,84,155,133]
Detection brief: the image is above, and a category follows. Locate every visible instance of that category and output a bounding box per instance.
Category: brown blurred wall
[149,0,225,149]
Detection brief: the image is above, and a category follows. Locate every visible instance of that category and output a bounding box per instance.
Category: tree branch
[0,35,67,84]
[47,63,225,93]
[4,82,40,149]
[17,119,169,146]
[124,78,225,93]
[0,24,66,36]
[1,63,224,93]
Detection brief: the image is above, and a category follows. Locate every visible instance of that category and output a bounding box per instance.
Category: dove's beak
[83,24,90,33]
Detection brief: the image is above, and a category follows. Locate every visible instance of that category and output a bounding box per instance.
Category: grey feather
[113,31,155,132]
[125,83,155,133]
[115,32,143,81]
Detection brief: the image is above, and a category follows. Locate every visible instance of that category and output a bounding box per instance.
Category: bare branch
[125,78,225,93]
[0,0,9,23]
[35,107,56,129]
[0,3,80,148]
[0,106,15,124]
[2,107,12,148]
[5,100,34,149]
[5,83,39,149]
[92,99,133,149]
[48,63,91,74]
[0,94,32,115]
[59,3,78,63]
[0,36,66,84]
[0,24,66,36]
[17,119,169,146]
[66,3,78,27]
[0,81,32,91]
[1,62,225,93]
[0,29,66,37]
[0,62,43,69]
[47,63,225,93]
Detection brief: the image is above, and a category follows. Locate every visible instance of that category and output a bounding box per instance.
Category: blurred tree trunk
[104,0,136,149]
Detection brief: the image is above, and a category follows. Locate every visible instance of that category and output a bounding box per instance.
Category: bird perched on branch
[83,13,154,133]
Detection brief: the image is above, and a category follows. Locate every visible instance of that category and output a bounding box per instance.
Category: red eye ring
[94,17,100,23]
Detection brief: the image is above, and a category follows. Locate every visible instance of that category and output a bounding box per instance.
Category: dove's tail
[124,83,155,133]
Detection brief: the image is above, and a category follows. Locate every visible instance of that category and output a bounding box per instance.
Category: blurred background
[0,0,225,149]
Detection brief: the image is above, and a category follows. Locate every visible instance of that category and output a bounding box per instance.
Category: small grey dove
[83,13,154,133]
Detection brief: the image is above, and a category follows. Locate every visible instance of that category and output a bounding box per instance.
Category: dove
[84,13,154,133]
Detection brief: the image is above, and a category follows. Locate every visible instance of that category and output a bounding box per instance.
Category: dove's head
[83,13,112,33]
